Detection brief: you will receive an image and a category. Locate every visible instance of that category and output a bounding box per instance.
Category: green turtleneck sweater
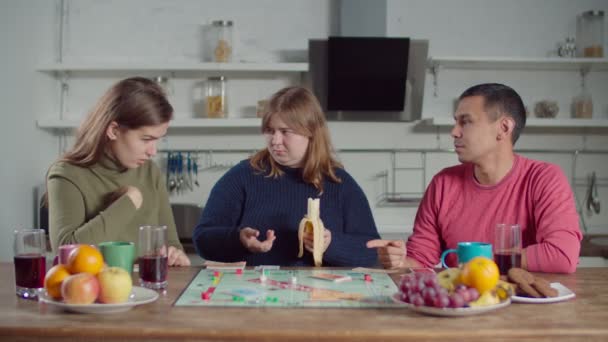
[47,156,183,253]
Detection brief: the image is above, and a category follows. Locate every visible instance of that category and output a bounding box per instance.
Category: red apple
[96,267,133,304]
[61,273,100,304]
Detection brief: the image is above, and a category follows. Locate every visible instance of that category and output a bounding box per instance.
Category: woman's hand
[239,227,276,253]
[125,186,143,209]
[304,228,331,254]
[167,246,191,266]
[103,185,142,209]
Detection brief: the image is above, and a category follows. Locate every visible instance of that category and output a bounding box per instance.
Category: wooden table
[0,263,607,342]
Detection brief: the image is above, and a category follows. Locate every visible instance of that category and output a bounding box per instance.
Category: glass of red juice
[13,229,47,299]
[494,223,522,275]
[138,225,168,290]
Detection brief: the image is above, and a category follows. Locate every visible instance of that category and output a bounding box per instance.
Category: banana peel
[495,280,516,301]
[468,291,500,307]
[298,198,324,267]
[468,281,515,307]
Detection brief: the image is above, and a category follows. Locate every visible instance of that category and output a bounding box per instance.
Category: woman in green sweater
[46,77,190,266]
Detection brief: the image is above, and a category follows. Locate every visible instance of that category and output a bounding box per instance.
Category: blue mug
[440,242,493,268]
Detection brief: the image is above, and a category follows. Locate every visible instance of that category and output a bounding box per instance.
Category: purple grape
[434,294,450,308]
[423,276,438,287]
[468,288,479,301]
[455,284,468,292]
[435,286,448,296]
[458,288,471,302]
[449,293,465,308]
[423,290,436,306]
[410,294,424,307]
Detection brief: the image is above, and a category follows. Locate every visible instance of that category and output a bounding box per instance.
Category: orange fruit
[460,256,500,294]
[44,264,71,299]
[67,245,104,275]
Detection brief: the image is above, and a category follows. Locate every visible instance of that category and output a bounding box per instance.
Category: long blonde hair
[250,86,342,193]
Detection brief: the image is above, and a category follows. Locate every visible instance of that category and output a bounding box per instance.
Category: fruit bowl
[39,286,158,314]
[392,293,510,317]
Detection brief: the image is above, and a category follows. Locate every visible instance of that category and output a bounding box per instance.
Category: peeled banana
[298,198,325,267]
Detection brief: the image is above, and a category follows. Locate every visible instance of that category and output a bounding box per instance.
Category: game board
[175,269,399,308]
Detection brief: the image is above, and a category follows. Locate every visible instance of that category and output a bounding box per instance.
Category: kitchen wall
[1,0,607,262]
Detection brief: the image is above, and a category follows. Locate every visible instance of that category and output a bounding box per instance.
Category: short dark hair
[459,83,526,144]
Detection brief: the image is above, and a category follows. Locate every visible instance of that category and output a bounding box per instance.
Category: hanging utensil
[586,172,601,215]
[591,172,601,214]
[193,155,200,187]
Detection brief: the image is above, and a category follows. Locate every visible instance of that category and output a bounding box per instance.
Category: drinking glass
[494,224,522,275]
[13,229,47,299]
[138,225,168,289]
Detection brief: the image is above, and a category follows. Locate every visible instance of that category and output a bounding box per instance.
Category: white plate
[511,282,575,304]
[39,286,159,314]
[391,293,511,317]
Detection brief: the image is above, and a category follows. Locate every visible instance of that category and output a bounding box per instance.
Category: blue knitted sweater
[192,160,380,266]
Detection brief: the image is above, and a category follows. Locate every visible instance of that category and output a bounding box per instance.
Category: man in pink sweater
[368,83,582,273]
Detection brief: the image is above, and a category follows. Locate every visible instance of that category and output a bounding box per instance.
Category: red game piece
[213,270,220,277]
[201,292,211,300]
[364,274,372,282]
[236,269,243,275]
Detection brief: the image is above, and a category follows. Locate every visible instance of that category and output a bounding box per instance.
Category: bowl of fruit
[392,257,514,316]
[39,244,158,314]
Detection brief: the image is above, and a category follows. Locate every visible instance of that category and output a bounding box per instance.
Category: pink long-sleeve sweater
[406,154,582,273]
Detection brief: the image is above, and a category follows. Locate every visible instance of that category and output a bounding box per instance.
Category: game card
[309,273,352,282]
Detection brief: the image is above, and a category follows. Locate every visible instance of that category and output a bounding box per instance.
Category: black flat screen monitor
[327,37,410,111]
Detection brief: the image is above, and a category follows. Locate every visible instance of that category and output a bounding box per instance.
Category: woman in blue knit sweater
[193,86,380,266]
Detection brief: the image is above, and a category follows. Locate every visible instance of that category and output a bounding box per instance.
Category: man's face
[451,96,501,164]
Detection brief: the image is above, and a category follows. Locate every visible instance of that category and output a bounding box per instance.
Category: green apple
[96,267,133,304]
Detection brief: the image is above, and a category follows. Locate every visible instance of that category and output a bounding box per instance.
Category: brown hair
[43,77,173,206]
[61,77,173,167]
[249,86,342,193]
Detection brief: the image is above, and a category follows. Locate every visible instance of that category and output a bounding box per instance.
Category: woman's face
[108,122,169,169]
[263,115,310,168]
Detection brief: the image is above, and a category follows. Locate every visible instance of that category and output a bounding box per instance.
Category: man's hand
[366,239,408,269]
[240,227,276,253]
[303,228,331,254]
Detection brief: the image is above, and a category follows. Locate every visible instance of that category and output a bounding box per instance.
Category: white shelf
[37,62,308,73]
[428,56,608,71]
[423,117,608,128]
[37,117,262,130]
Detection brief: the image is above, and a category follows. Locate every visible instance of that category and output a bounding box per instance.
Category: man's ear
[498,116,515,141]
[106,121,119,140]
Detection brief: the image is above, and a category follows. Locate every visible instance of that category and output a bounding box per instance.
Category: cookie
[508,268,542,298]
[532,276,558,298]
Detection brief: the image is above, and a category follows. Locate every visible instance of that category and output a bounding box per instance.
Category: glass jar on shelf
[209,20,233,62]
[205,76,227,118]
[152,76,172,96]
[577,10,605,58]
[572,85,593,119]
